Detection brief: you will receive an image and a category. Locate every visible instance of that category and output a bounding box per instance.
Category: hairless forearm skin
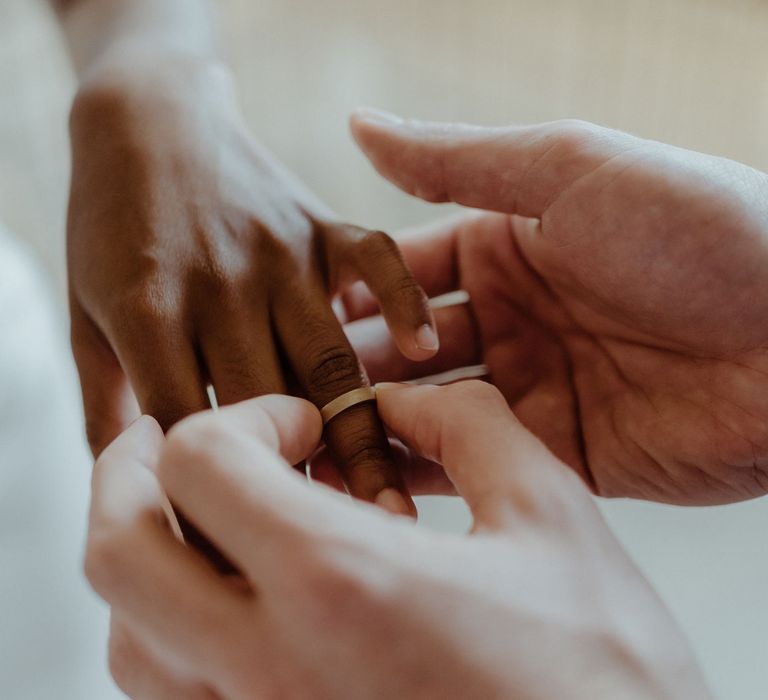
[52,0,218,77]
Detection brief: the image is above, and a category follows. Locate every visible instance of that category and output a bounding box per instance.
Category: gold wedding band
[320,386,377,425]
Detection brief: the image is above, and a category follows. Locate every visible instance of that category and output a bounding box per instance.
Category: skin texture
[345,111,768,505]
[85,385,712,700]
[60,1,437,516]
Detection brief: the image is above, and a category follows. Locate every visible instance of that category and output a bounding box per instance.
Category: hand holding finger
[376,382,587,530]
[157,394,374,581]
[86,416,249,674]
[273,288,416,515]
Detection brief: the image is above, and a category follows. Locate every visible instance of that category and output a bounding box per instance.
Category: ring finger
[273,283,415,515]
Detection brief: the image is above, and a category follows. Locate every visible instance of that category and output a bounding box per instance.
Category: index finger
[339,214,467,323]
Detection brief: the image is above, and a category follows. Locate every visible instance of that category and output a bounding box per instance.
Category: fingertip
[374,487,417,518]
[389,325,439,363]
[255,394,322,427]
[350,106,404,132]
[375,381,515,466]
[94,416,165,494]
[247,394,323,462]
[350,107,409,157]
[128,414,164,439]
[374,382,437,441]
[286,395,324,440]
[99,414,164,461]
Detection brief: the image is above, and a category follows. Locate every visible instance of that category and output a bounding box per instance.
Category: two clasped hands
[83,107,768,699]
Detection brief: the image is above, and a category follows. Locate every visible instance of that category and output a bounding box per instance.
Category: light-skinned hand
[85,384,710,699]
[346,110,768,504]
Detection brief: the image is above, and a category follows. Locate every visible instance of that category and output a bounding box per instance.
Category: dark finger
[112,319,210,432]
[347,302,482,383]
[334,226,438,361]
[198,309,286,406]
[339,215,467,323]
[309,440,456,497]
[272,287,415,516]
[70,298,140,457]
[109,312,220,564]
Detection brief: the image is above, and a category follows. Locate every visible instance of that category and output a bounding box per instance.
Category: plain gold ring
[320,386,377,425]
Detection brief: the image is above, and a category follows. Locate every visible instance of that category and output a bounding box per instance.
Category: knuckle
[555,117,596,134]
[307,346,363,398]
[553,118,600,144]
[112,283,175,329]
[387,275,426,309]
[353,230,430,304]
[192,251,251,304]
[213,347,281,397]
[548,119,629,158]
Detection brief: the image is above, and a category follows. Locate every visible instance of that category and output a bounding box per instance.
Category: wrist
[77,46,233,103]
[59,0,219,75]
[70,52,239,143]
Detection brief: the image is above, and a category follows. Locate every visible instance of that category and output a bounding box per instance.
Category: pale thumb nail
[353,107,405,127]
[374,487,417,518]
[416,324,439,351]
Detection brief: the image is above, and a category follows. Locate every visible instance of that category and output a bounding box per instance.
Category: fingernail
[354,106,404,126]
[416,324,439,351]
[375,488,416,517]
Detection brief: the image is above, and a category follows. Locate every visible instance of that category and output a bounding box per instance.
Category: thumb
[375,381,585,531]
[350,109,632,219]
[205,394,323,466]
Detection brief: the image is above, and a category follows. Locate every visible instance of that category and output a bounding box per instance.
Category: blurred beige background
[1,0,767,698]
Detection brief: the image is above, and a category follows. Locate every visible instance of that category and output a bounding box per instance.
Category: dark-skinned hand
[67,62,437,518]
